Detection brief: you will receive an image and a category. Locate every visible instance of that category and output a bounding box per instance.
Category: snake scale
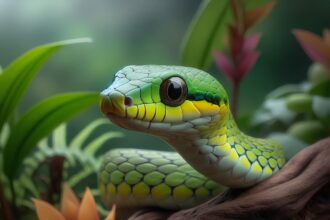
[99,65,286,210]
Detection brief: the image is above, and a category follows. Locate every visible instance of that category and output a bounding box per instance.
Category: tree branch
[129,137,330,220]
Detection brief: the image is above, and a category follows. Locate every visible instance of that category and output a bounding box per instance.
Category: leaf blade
[69,118,109,150]
[0,38,92,132]
[3,92,99,179]
[181,0,232,69]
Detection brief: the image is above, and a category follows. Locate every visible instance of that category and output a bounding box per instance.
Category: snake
[98,65,287,210]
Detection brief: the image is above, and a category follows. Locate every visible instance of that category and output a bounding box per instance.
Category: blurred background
[0,0,329,151]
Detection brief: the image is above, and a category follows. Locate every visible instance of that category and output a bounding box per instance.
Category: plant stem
[231,81,239,118]
[0,181,13,220]
[47,156,65,204]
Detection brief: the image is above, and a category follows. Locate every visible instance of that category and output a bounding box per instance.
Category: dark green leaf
[288,120,327,144]
[69,118,109,149]
[313,96,330,128]
[3,92,99,179]
[286,93,313,113]
[0,38,92,132]
[308,63,330,84]
[181,0,232,69]
[309,79,330,97]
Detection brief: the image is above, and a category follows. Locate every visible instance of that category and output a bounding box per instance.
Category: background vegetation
[0,0,329,151]
[0,1,329,219]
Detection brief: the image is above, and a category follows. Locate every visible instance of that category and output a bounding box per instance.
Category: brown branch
[47,156,65,203]
[129,137,330,220]
[0,181,13,220]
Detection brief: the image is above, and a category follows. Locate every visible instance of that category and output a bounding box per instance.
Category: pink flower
[214,33,260,85]
[293,29,330,70]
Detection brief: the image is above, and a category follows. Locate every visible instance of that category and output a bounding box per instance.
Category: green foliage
[0,38,91,132]
[181,0,273,70]
[309,79,330,97]
[308,63,330,84]
[14,119,123,209]
[286,93,313,113]
[3,92,99,179]
[0,39,96,180]
[313,96,330,125]
[251,63,330,146]
[181,0,232,69]
[288,120,327,144]
[0,38,106,216]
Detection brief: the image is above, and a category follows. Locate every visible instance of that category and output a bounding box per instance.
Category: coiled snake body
[99,65,286,209]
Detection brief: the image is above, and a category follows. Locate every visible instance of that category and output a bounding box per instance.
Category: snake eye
[160,76,187,107]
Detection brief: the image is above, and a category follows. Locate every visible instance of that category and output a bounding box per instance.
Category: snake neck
[165,112,285,188]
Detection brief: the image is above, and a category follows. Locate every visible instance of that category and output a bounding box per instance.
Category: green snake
[98,65,287,210]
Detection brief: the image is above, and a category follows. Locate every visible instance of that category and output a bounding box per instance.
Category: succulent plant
[251,29,330,147]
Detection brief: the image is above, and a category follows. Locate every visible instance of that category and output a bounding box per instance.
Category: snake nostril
[124,96,133,107]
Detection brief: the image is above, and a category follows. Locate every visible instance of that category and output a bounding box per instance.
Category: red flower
[214,33,260,85]
[293,29,330,70]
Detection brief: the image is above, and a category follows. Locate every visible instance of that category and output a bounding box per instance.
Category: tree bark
[129,137,330,220]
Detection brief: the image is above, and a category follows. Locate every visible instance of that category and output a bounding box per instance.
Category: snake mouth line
[104,111,149,132]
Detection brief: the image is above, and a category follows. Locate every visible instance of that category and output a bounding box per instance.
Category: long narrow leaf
[0,38,92,132]
[69,118,109,150]
[68,167,94,188]
[84,132,123,156]
[181,0,232,69]
[52,124,67,149]
[3,92,99,179]
[181,0,273,70]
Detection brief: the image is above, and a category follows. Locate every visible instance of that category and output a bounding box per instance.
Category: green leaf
[286,93,313,113]
[68,166,94,188]
[308,63,330,84]
[288,120,327,144]
[52,124,67,149]
[313,96,330,127]
[266,84,302,99]
[69,118,109,149]
[181,0,232,69]
[309,79,330,97]
[3,92,99,179]
[180,0,272,70]
[0,38,92,132]
[0,124,10,148]
[84,132,123,155]
[251,98,296,126]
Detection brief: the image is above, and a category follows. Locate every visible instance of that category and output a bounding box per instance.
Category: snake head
[100,65,230,138]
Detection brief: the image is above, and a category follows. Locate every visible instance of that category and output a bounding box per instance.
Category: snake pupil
[168,82,181,99]
[160,76,187,107]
